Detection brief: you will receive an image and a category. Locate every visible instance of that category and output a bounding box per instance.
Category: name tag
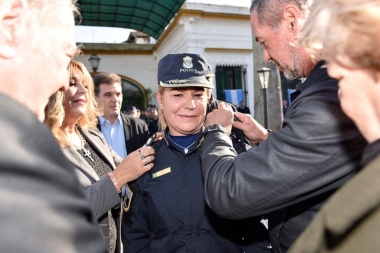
[152,167,171,178]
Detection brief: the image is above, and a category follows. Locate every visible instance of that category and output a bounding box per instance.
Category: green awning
[76,0,186,39]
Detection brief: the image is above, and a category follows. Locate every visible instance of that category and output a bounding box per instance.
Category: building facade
[76,3,256,114]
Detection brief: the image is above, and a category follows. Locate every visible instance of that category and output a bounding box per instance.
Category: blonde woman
[122,54,270,253]
[45,60,155,253]
[289,1,380,252]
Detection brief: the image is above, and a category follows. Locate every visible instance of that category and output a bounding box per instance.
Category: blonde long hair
[44,60,101,147]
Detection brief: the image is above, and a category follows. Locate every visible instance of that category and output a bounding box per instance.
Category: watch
[205,124,225,134]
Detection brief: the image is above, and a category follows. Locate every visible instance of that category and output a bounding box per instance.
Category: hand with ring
[112,146,155,186]
[138,149,149,165]
[138,149,146,159]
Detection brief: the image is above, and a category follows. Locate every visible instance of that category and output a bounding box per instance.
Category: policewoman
[122,53,270,253]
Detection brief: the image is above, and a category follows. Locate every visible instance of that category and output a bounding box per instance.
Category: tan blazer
[289,154,380,253]
[62,127,123,253]
[63,127,122,188]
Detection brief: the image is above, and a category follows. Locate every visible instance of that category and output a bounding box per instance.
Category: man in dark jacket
[94,72,149,158]
[201,1,367,253]
[0,1,106,252]
[237,101,251,115]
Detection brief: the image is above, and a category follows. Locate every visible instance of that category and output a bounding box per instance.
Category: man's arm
[201,84,365,219]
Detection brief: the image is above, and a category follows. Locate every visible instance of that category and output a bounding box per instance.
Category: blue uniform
[122,130,269,253]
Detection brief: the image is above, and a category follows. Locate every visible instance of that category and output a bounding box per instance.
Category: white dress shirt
[99,115,127,159]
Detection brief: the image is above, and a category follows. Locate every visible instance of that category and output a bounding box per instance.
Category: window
[121,78,146,111]
[215,66,246,106]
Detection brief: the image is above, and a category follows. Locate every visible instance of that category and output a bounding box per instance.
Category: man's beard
[283,67,299,80]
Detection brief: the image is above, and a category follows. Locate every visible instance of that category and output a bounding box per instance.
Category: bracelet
[108,172,121,193]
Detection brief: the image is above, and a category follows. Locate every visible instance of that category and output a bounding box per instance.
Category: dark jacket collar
[298,61,328,93]
[290,61,330,102]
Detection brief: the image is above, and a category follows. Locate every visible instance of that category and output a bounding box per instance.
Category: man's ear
[282,4,302,36]
[0,0,25,59]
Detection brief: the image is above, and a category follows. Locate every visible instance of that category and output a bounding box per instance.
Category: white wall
[76,3,255,111]
[76,54,160,105]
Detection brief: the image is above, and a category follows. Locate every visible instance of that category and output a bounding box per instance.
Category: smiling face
[63,68,89,123]
[157,87,210,136]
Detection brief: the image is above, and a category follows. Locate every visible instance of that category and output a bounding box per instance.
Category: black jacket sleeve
[201,76,366,220]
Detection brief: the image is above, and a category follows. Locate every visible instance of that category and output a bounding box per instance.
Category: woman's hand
[113,146,155,186]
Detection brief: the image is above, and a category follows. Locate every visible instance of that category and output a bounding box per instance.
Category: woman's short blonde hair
[301,0,380,73]
[45,60,100,147]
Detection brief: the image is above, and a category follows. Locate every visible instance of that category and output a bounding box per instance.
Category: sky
[75,0,251,43]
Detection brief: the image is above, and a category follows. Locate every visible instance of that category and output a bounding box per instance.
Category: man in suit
[94,73,149,158]
[0,1,106,252]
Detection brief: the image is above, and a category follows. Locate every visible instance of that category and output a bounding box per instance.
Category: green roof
[76,0,186,39]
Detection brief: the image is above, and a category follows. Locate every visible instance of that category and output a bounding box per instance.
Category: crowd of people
[1,0,380,252]
[126,105,160,136]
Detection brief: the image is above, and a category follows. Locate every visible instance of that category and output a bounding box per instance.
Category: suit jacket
[98,113,149,155]
[0,94,106,253]
[62,127,122,252]
[289,153,380,253]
